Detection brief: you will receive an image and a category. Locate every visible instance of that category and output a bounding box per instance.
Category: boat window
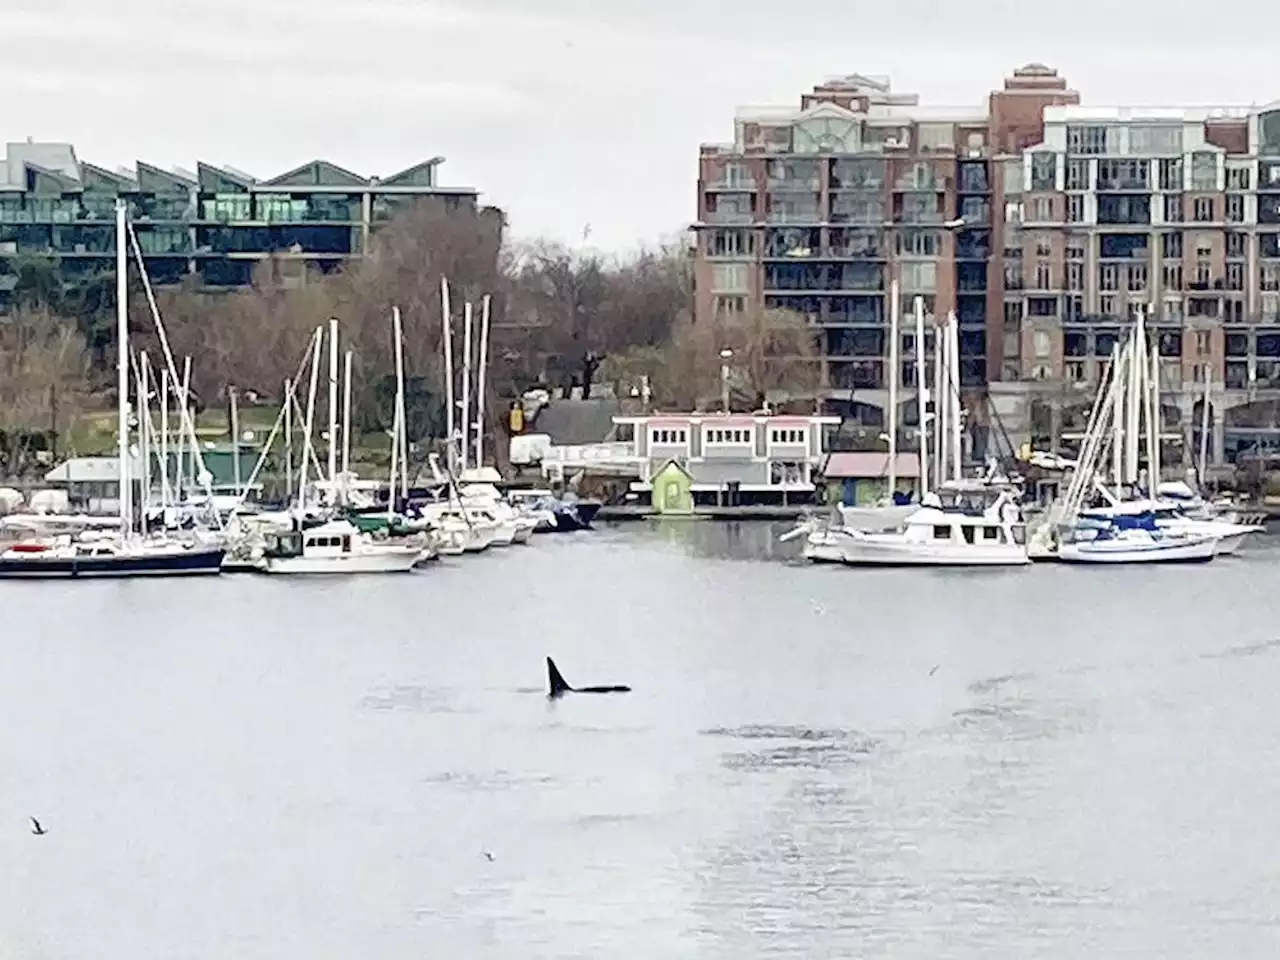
[1010,525,1027,545]
[982,526,1002,541]
[932,525,951,540]
[961,525,976,544]
[340,536,350,552]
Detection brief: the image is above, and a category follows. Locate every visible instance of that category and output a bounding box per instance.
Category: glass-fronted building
[0,141,484,306]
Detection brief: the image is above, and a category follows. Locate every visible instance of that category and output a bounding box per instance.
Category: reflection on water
[1,524,1279,958]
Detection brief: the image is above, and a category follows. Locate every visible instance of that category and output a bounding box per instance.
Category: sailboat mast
[886,280,899,500]
[441,278,456,470]
[474,293,491,470]
[139,352,151,520]
[932,314,946,488]
[912,295,930,497]
[392,306,408,500]
[460,301,473,471]
[1146,333,1160,492]
[177,356,191,501]
[283,377,294,502]
[1198,365,1212,486]
[947,312,962,481]
[159,367,170,507]
[115,199,131,537]
[230,385,242,498]
[299,326,323,512]
[326,317,339,488]
[341,350,353,483]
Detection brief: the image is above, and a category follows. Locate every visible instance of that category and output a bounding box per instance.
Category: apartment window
[1035,236,1052,258]
[713,295,747,318]
[917,123,955,151]
[1196,331,1211,355]
[706,428,751,445]
[1033,331,1052,357]
[1128,124,1182,155]
[1162,263,1183,291]
[1195,235,1213,258]
[1261,263,1280,292]
[711,263,749,293]
[1004,300,1023,326]
[768,428,806,445]
[1129,263,1149,292]
[1160,232,1183,259]
[1065,158,1090,190]
[651,428,689,445]
[1193,197,1215,222]
[1195,261,1211,286]
[1227,166,1252,190]
[1065,295,1085,321]
[1066,124,1110,155]
[1100,294,1118,317]
[1066,195,1085,222]
[1226,232,1247,258]
[1264,294,1280,319]
[1226,262,1245,291]
[1032,197,1053,221]
[1065,239,1086,260]
[1099,263,1120,290]
[1004,201,1023,225]
[1003,261,1024,289]
[896,229,939,256]
[1065,360,1086,382]
[1035,261,1052,289]
[1066,262,1084,291]
[707,228,754,257]
[1030,153,1056,190]
[1003,158,1023,194]
[1164,195,1184,222]
[1158,158,1183,191]
[1190,152,1218,191]
[1226,194,1245,223]
[901,261,937,291]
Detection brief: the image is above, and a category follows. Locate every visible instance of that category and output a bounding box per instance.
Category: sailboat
[0,201,225,578]
[258,317,425,574]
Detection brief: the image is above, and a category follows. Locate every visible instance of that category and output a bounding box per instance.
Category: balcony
[706,176,758,191]
[1096,177,1151,192]
[765,206,822,225]
[704,208,755,225]
[768,176,821,191]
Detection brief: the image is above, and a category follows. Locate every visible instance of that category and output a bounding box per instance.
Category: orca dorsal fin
[546,657,573,697]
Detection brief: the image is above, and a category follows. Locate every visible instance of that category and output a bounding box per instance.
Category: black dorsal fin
[546,657,573,697]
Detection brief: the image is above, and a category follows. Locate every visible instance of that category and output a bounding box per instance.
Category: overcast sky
[8,0,1280,252]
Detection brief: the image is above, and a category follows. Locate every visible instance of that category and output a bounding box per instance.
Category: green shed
[650,459,693,515]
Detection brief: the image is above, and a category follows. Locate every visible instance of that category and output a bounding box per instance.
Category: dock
[596,505,809,522]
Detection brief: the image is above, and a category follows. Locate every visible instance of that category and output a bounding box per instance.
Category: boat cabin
[263,529,354,559]
[902,507,1025,547]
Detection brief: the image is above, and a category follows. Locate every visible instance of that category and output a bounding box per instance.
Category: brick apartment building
[694,64,1280,466]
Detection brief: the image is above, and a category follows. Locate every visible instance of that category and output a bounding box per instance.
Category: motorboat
[259,519,420,574]
[803,491,1030,567]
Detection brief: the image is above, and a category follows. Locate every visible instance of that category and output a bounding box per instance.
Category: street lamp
[719,348,733,413]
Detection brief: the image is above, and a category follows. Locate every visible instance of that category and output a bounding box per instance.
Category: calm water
[3,524,1280,958]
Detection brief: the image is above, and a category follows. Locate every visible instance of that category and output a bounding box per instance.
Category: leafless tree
[0,306,90,476]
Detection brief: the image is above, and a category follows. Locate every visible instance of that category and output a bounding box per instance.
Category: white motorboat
[807,492,1029,567]
[259,519,420,574]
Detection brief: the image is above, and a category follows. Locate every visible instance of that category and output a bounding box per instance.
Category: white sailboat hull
[1058,535,1216,564]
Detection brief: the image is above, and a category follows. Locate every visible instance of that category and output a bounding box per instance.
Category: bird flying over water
[30,817,46,836]
[929,664,940,676]
[482,850,495,861]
